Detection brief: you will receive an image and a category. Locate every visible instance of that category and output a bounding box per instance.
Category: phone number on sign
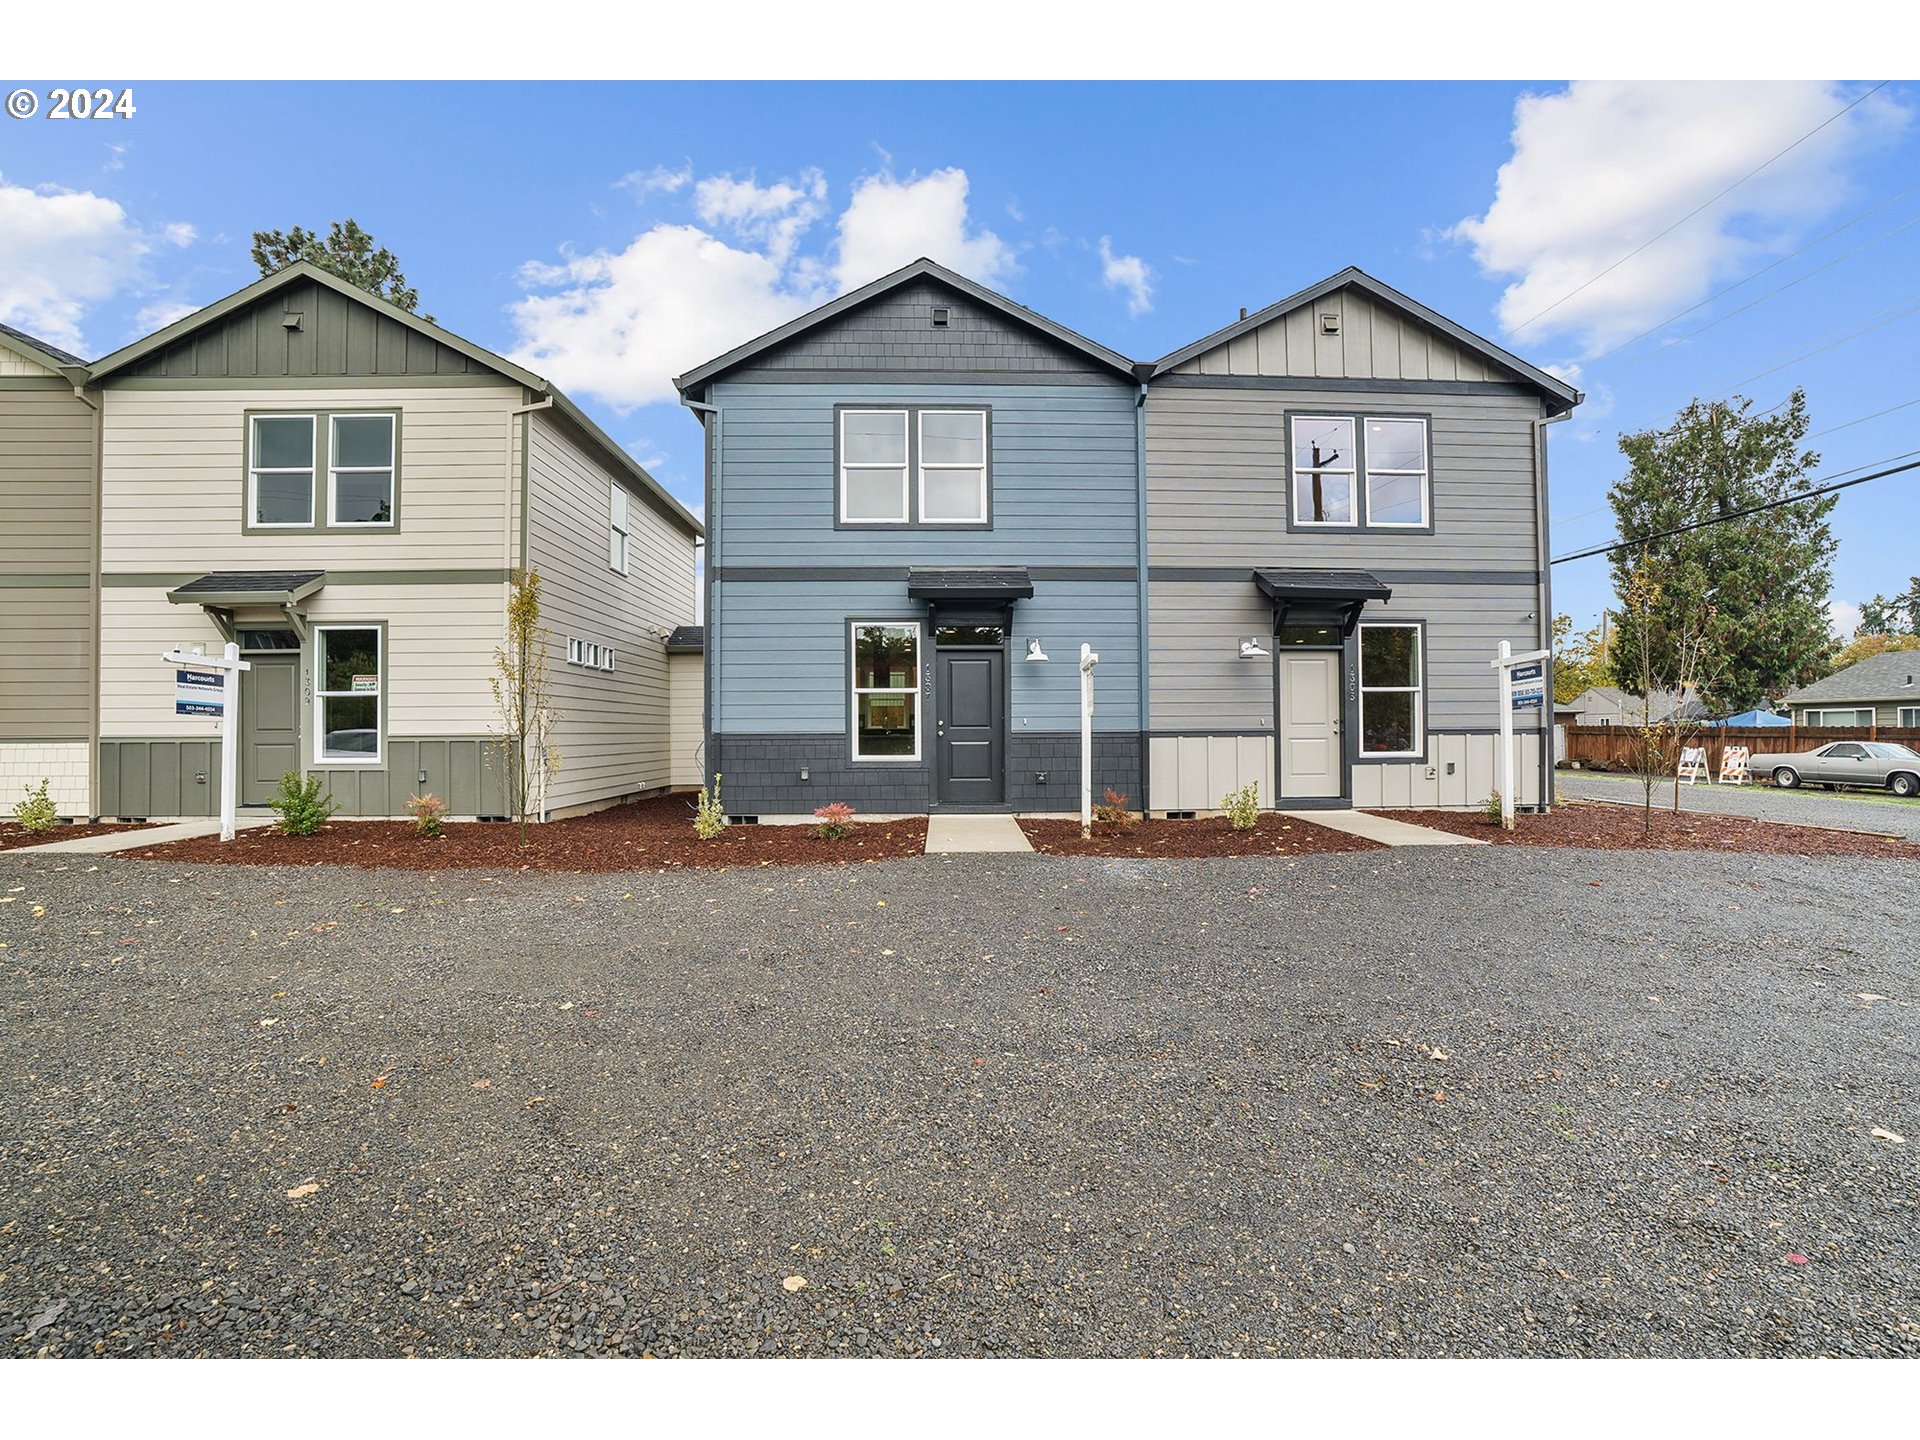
[6,87,137,120]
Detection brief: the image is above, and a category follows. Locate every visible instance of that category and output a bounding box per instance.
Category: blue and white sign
[174,668,224,717]
[1508,659,1546,710]
[1509,661,1543,685]
[1510,687,1545,711]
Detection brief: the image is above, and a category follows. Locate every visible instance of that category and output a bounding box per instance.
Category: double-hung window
[839,407,989,526]
[840,411,910,523]
[851,622,920,760]
[1358,623,1423,757]
[314,625,382,765]
[250,414,316,527]
[249,410,399,530]
[609,482,630,573]
[329,414,396,526]
[1289,414,1431,529]
[918,410,988,523]
[1899,705,1920,728]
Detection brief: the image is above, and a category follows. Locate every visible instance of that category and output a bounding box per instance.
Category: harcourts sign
[1509,660,1545,711]
[174,668,225,717]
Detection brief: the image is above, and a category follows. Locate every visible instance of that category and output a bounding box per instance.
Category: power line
[1811,394,1920,438]
[1550,452,1920,566]
[1508,81,1891,338]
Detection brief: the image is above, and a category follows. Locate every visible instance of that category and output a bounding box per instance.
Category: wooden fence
[1561,724,1920,775]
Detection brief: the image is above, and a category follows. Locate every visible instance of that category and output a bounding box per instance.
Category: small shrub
[406,792,449,839]
[694,773,727,840]
[1093,788,1138,828]
[11,779,58,834]
[814,801,856,839]
[1222,781,1260,830]
[1481,791,1505,824]
[266,772,337,837]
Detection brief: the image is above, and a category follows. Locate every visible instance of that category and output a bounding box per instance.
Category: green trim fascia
[103,374,516,391]
[0,375,73,390]
[0,572,91,587]
[104,568,514,588]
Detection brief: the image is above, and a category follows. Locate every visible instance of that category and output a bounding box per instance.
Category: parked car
[1748,740,1920,797]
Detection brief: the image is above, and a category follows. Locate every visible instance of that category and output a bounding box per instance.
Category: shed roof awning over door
[1252,567,1392,635]
[905,567,1035,603]
[166,571,327,608]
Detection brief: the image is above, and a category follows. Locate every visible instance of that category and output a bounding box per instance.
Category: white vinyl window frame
[1356,622,1425,758]
[326,412,397,529]
[1807,708,1875,727]
[1289,414,1359,529]
[609,482,630,574]
[1899,706,1920,727]
[916,409,989,525]
[1361,415,1431,529]
[838,409,911,525]
[248,412,317,528]
[849,620,921,762]
[312,623,383,767]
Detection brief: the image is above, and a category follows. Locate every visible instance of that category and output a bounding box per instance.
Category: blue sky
[4,79,1915,631]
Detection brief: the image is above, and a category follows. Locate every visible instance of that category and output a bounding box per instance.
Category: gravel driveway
[1556,770,1920,841]
[3,846,1915,1357]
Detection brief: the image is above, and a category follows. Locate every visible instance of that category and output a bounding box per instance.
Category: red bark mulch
[1391,801,1920,860]
[1019,812,1384,859]
[121,794,928,873]
[0,821,154,853]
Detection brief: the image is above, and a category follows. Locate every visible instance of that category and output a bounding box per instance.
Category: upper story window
[248,409,400,532]
[609,482,630,574]
[838,406,990,528]
[1289,413,1431,531]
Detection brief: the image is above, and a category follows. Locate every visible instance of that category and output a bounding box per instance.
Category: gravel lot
[1557,771,1920,841]
[3,846,1916,1358]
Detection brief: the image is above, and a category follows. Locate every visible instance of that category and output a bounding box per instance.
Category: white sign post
[1080,642,1100,839]
[1490,640,1551,831]
[162,641,250,841]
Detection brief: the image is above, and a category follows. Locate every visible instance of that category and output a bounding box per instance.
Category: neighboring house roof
[665,625,705,653]
[86,260,702,539]
[674,257,1138,395]
[1782,651,1920,705]
[1564,685,1697,724]
[1146,266,1583,415]
[0,320,89,373]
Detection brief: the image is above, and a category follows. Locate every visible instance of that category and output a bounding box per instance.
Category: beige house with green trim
[79,261,701,820]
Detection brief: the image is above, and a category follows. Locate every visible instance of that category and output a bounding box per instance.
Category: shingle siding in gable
[728,279,1110,377]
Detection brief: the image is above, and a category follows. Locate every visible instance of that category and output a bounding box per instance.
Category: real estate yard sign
[174,667,224,717]
[1509,661,1545,712]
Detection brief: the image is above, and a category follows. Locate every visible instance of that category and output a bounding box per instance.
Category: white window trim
[609,482,630,575]
[1808,708,1875,727]
[1290,415,1359,529]
[326,413,397,529]
[249,413,317,529]
[1361,416,1431,529]
[1898,706,1920,727]
[313,624,382,767]
[839,410,910,525]
[916,409,989,525]
[1357,622,1425,758]
[850,620,921,762]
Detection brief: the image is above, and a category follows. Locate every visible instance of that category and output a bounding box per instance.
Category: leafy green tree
[1828,631,1920,672]
[1855,576,1920,636]
[1605,390,1834,713]
[1551,613,1612,703]
[251,219,429,318]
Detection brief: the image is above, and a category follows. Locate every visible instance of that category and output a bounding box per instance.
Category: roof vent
[1239,307,1248,321]
[930,305,951,328]
[1319,312,1340,336]
[281,313,304,331]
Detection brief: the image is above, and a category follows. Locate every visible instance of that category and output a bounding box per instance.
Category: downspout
[508,391,553,820]
[70,379,102,820]
[1134,377,1152,813]
[1535,406,1571,809]
[684,396,720,789]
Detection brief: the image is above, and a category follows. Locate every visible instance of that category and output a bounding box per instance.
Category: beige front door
[1279,651,1341,799]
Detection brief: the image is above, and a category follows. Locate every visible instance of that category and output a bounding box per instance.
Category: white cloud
[616,162,692,197]
[162,222,196,248]
[1829,599,1863,639]
[1452,82,1909,354]
[1097,236,1154,317]
[511,163,1022,410]
[0,175,155,353]
[132,298,199,333]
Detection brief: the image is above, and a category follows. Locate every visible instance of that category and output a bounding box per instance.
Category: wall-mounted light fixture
[1025,638,1049,662]
[1239,637,1270,659]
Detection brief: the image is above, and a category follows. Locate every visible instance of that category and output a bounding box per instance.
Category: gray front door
[241,653,301,806]
[936,647,1005,805]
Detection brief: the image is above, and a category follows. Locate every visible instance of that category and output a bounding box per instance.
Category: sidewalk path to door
[1313,810,1487,847]
[20,817,273,856]
[926,813,1034,854]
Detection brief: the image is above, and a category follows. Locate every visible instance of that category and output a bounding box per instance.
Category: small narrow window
[1363,417,1429,527]
[567,638,582,665]
[250,414,316,527]
[839,411,910,524]
[1290,416,1356,527]
[851,622,920,760]
[329,414,396,526]
[1358,623,1423,757]
[314,626,381,764]
[918,410,988,524]
[609,483,630,574]
[603,648,616,673]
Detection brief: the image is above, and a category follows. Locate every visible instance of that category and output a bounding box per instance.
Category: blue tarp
[1706,709,1791,727]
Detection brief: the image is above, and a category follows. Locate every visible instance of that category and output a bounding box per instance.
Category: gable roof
[0,320,88,375]
[674,257,1137,396]
[1147,267,1582,414]
[86,261,699,538]
[1783,651,1920,705]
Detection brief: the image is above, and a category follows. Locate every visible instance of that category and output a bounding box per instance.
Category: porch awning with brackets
[166,570,327,608]
[1252,567,1392,635]
[905,567,1035,604]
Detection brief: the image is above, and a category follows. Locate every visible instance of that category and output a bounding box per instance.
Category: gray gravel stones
[1556,771,1920,840]
[1,846,1915,1357]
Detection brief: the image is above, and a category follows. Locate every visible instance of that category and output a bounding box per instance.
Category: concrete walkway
[925,813,1034,854]
[1307,809,1487,847]
[19,817,271,856]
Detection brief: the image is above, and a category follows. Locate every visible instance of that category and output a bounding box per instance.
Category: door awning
[1252,567,1392,635]
[167,570,327,607]
[905,567,1035,603]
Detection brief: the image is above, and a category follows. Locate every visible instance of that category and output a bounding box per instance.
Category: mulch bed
[121,794,928,873]
[1393,801,1920,859]
[1019,813,1385,858]
[0,821,153,853]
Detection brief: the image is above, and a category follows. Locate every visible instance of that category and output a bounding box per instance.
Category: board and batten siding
[1171,285,1504,383]
[523,410,698,815]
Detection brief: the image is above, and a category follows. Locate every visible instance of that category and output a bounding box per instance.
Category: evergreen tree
[1855,576,1920,636]
[1605,390,1834,713]
[251,219,429,319]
